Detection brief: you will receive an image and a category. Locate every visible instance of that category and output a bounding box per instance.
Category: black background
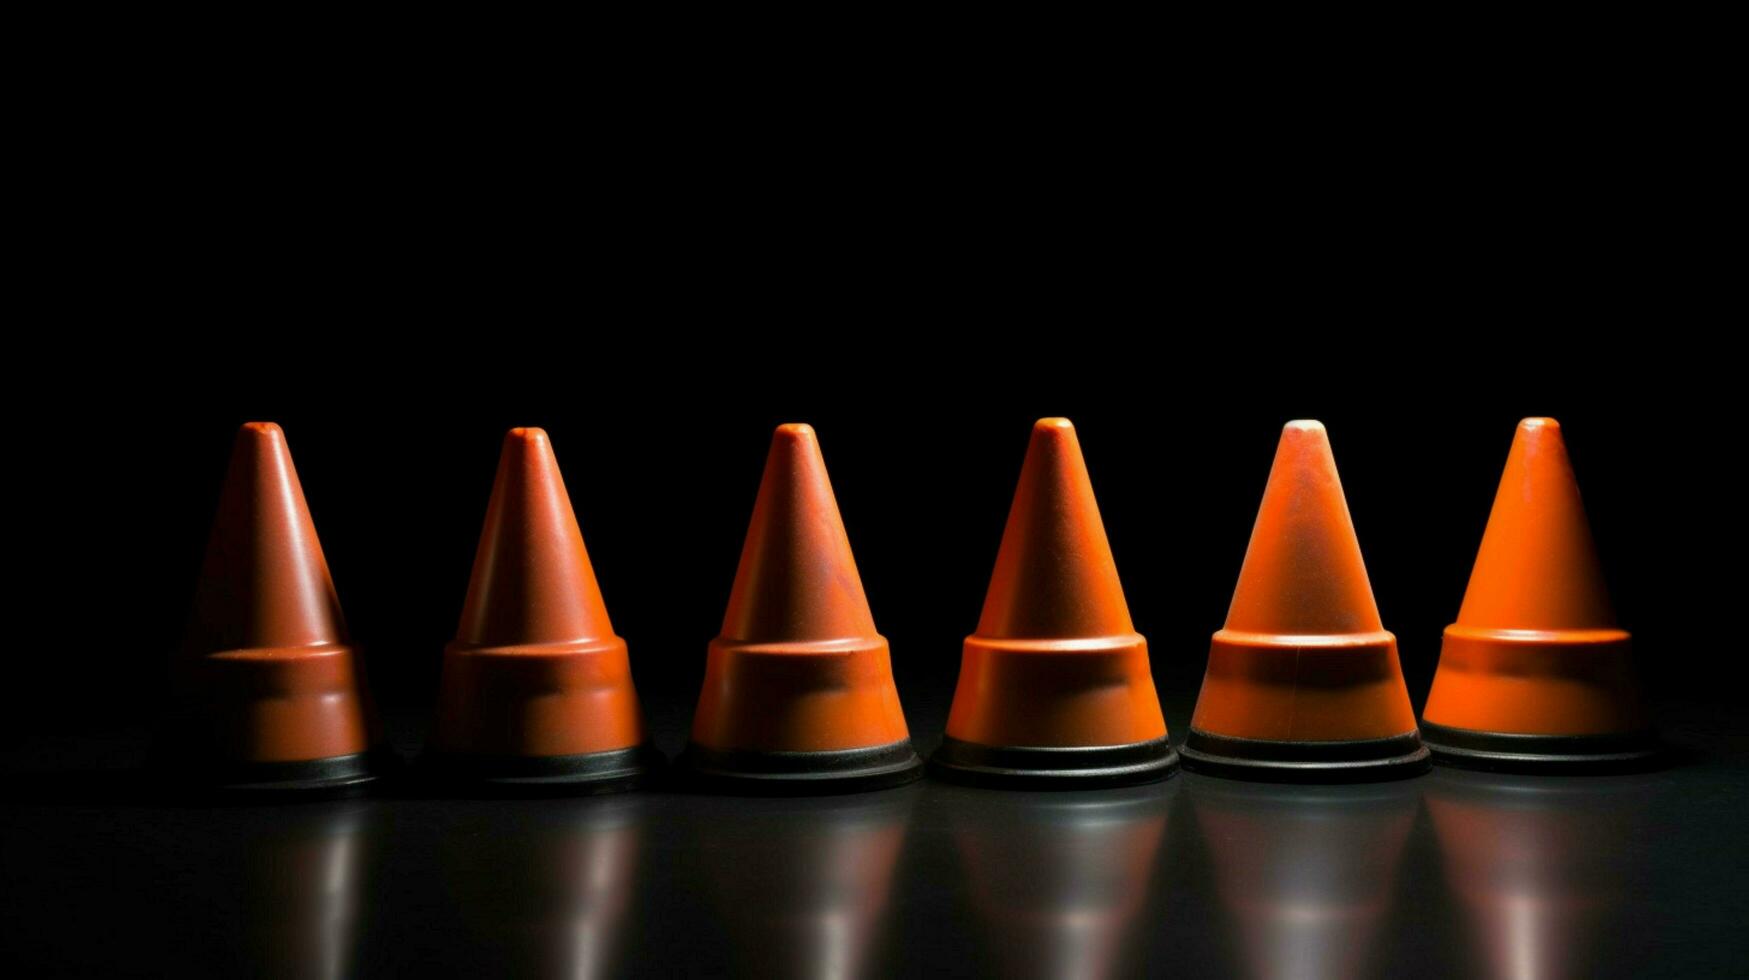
[12,351,1736,748]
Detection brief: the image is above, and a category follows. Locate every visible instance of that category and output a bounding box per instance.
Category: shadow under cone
[1421,419,1657,772]
[679,424,921,793]
[1183,421,1427,782]
[170,422,386,793]
[932,418,1176,787]
[429,428,660,792]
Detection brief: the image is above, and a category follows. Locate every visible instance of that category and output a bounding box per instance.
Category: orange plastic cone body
[432,428,655,786]
[933,419,1176,787]
[1184,421,1426,780]
[176,422,381,788]
[682,424,920,790]
[1421,419,1654,770]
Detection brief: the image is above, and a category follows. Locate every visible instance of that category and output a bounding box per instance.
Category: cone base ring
[1181,729,1430,783]
[1420,721,1662,774]
[928,735,1179,789]
[422,742,666,796]
[676,739,924,795]
[193,749,395,797]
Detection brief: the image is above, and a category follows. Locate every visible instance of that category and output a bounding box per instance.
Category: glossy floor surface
[5,706,1745,979]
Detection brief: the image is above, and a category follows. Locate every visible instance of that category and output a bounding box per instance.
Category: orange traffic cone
[679,423,922,792]
[1182,421,1428,781]
[1421,418,1657,771]
[931,418,1177,787]
[171,422,387,793]
[429,428,661,792]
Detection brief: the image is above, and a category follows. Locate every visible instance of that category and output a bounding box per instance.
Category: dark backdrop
[12,353,1734,748]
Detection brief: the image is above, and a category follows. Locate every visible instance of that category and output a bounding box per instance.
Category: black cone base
[422,742,665,796]
[188,749,396,798]
[676,739,923,795]
[1420,721,1662,774]
[928,735,1179,789]
[1181,729,1430,783]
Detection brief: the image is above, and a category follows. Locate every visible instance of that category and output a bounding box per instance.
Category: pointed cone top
[1456,418,1615,629]
[455,427,616,646]
[1224,421,1383,634]
[975,418,1135,639]
[187,422,349,652]
[719,424,879,643]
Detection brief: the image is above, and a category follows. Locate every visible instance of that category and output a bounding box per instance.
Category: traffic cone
[1182,420,1428,781]
[678,423,922,792]
[428,427,661,792]
[932,418,1177,787]
[1421,418,1657,771]
[171,422,387,793]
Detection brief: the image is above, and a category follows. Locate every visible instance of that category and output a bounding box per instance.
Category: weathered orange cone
[429,428,661,792]
[679,423,922,792]
[1421,418,1657,771]
[1183,420,1428,781]
[172,422,386,793]
[932,418,1176,787]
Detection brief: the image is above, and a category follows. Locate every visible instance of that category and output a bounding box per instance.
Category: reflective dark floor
[5,711,1745,979]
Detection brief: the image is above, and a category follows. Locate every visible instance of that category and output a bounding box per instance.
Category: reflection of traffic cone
[1425,769,1653,979]
[437,796,645,978]
[237,802,378,978]
[1421,419,1657,771]
[679,424,922,793]
[171,422,386,792]
[949,782,1171,979]
[430,428,661,792]
[932,418,1177,787]
[685,790,916,979]
[1190,779,1418,980]
[1183,421,1428,781]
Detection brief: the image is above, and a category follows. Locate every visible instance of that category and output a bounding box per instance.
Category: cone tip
[773,422,817,442]
[240,420,285,438]
[1283,418,1327,435]
[506,425,551,444]
[1519,416,1561,431]
[1034,416,1075,432]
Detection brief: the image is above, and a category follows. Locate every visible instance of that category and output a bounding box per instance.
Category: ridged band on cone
[1184,421,1426,782]
[1421,418,1655,771]
[934,419,1175,788]
[430,428,658,791]
[174,422,383,792]
[681,424,920,793]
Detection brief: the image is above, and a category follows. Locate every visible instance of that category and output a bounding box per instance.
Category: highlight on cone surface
[1183,421,1428,782]
[932,418,1176,787]
[679,423,922,793]
[1420,418,1656,771]
[172,422,385,792]
[429,427,660,792]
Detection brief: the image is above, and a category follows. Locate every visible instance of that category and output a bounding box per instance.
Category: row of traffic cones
[165,416,1655,795]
